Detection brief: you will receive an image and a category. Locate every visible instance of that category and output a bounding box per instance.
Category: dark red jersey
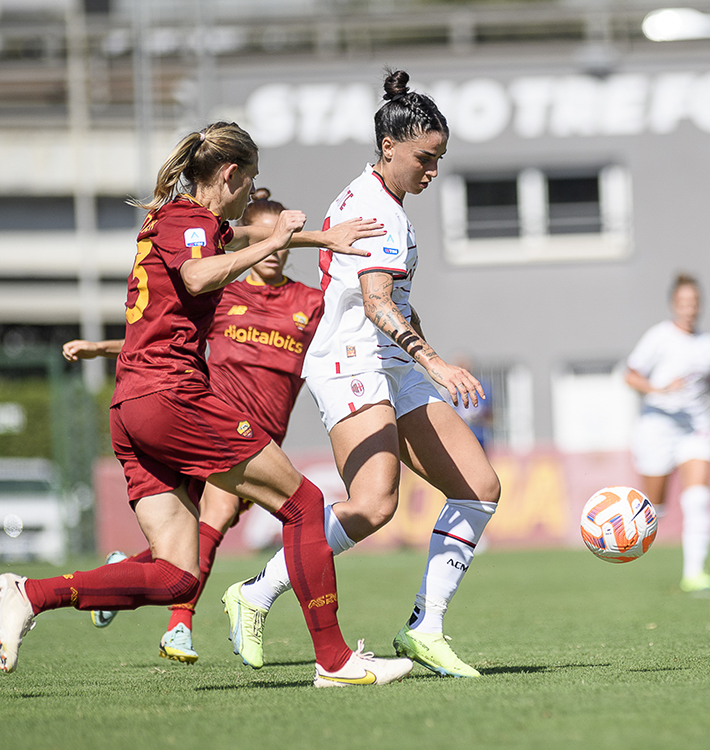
[112,195,234,406]
[207,276,324,443]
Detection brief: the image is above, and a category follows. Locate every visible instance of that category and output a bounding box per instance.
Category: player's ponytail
[374,68,449,158]
[130,121,258,212]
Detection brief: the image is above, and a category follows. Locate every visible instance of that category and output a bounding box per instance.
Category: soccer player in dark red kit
[65,189,326,664]
[0,122,412,687]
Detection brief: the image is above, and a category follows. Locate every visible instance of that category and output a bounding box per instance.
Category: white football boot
[0,574,36,674]
[313,639,412,687]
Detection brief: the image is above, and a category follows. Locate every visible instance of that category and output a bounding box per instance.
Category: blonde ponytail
[129,122,258,212]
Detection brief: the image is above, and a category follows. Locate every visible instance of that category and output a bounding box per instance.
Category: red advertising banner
[94,448,684,557]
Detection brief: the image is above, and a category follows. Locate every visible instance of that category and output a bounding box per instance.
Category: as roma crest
[293,311,309,331]
[237,420,253,438]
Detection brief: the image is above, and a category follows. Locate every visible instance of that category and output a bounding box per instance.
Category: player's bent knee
[482,473,502,505]
[456,471,501,507]
[364,498,398,531]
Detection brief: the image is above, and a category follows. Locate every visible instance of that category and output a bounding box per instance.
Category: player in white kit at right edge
[626,273,710,593]
[224,69,501,678]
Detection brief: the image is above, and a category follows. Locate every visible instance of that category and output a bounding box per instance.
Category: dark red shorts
[110,384,271,507]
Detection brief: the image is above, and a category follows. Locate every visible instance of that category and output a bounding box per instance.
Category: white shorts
[305,363,444,433]
[632,410,710,476]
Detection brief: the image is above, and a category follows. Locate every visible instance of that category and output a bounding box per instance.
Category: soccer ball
[580,486,658,563]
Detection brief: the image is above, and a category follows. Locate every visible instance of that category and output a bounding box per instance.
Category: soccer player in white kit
[626,274,710,592]
[224,70,501,678]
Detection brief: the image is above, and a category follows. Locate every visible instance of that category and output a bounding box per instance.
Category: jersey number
[125,238,151,324]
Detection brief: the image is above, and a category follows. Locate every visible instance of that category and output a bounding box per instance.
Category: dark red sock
[275,477,350,672]
[24,559,199,615]
[167,522,223,630]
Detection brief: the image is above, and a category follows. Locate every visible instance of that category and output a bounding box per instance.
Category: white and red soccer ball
[581,486,658,563]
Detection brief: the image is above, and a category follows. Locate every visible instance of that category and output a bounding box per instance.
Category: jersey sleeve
[155,210,223,270]
[627,325,661,376]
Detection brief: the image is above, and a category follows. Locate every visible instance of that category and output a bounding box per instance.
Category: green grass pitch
[2,546,710,750]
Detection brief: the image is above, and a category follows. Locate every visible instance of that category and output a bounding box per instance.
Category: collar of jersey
[246,274,289,288]
[177,193,223,222]
[370,167,403,207]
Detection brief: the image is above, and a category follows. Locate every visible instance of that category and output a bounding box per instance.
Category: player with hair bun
[1,123,413,687]
[626,273,710,592]
[230,70,501,678]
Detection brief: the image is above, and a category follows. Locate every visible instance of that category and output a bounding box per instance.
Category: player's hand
[270,209,307,249]
[428,359,486,409]
[322,218,385,257]
[62,340,99,361]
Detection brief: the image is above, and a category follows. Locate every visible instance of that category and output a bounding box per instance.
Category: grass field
[2,546,710,750]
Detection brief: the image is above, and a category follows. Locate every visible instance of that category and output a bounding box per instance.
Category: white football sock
[241,503,355,611]
[680,484,710,579]
[408,499,497,634]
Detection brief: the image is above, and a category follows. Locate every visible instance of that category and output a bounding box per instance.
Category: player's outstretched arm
[226,218,382,257]
[293,218,383,256]
[182,210,306,295]
[360,271,485,409]
[62,339,124,361]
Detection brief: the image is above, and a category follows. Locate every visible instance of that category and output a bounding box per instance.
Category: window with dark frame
[464,168,605,240]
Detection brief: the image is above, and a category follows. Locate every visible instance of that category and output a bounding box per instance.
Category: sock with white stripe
[680,484,710,580]
[241,503,355,611]
[408,499,497,634]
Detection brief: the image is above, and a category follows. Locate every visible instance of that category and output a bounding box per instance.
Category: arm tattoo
[360,272,437,364]
[394,330,424,358]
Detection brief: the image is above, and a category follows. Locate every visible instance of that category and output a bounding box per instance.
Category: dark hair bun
[252,187,271,201]
[383,69,410,101]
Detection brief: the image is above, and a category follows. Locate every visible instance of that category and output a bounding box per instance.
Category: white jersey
[302,164,417,379]
[627,319,710,421]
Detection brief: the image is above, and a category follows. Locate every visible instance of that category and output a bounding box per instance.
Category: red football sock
[167,522,223,631]
[24,559,199,615]
[274,477,351,672]
[167,605,194,630]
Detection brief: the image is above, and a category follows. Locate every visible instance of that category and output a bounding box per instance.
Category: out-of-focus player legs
[678,459,710,592]
[640,474,669,515]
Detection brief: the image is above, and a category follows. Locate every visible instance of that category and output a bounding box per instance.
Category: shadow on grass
[479,663,611,675]
[2,692,48,699]
[627,666,691,674]
[196,681,311,691]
